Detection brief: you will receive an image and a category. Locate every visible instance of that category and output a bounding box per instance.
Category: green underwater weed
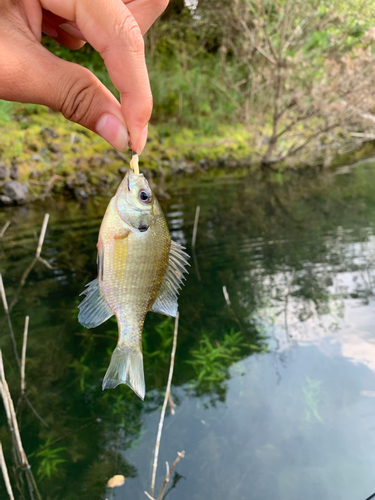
[302,376,324,424]
[188,329,249,394]
[36,438,67,480]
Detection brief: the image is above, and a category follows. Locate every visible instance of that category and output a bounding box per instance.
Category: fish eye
[139,190,151,204]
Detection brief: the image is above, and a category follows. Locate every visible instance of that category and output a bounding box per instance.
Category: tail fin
[102,347,145,400]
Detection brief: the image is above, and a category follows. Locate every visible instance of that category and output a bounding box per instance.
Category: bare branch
[282,18,306,55]
[274,110,314,141]
[9,213,51,311]
[27,418,101,458]
[0,352,43,499]
[284,269,295,339]
[192,205,200,250]
[239,18,277,65]
[0,350,28,468]
[0,274,20,368]
[168,393,176,416]
[36,213,49,259]
[222,286,245,335]
[0,273,9,314]
[150,313,179,498]
[144,492,156,500]
[0,221,10,239]
[20,316,29,395]
[285,124,338,159]
[24,396,49,429]
[157,451,185,500]
[0,442,14,500]
[211,81,241,110]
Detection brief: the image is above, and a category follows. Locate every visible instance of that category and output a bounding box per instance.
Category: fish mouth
[138,224,149,232]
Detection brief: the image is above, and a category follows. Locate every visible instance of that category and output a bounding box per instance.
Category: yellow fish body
[78,168,189,399]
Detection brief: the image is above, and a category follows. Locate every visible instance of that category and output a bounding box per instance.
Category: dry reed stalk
[222,285,245,335]
[20,316,29,395]
[28,418,101,459]
[16,315,49,429]
[168,393,176,416]
[0,442,14,500]
[156,451,185,500]
[9,258,37,313]
[0,273,9,315]
[130,154,140,175]
[284,269,295,339]
[0,350,28,469]
[9,213,51,312]
[24,396,49,429]
[36,213,49,259]
[0,351,42,500]
[192,205,201,281]
[0,221,10,238]
[149,313,179,498]
[0,274,20,368]
[191,205,200,250]
[222,285,231,306]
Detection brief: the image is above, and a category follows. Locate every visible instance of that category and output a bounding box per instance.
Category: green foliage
[0,101,13,124]
[0,0,368,169]
[188,329,257,396]
[144,317,174,363]
[69,358,92,392]
[41,37,118,97]
[36,439,67,480]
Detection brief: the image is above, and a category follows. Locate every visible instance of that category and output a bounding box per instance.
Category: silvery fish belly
[78,168,189,400]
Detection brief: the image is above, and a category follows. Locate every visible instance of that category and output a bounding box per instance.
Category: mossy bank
[0,104,262,205]
[0,103,374,206]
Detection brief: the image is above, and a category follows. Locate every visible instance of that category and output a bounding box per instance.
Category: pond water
[1,160,375,500]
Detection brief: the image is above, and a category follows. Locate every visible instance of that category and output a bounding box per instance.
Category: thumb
[1,43,129,151]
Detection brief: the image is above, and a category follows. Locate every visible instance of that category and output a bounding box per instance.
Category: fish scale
[78,167,189,399]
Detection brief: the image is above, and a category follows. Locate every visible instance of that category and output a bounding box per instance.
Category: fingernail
[96,114,128,151]
[59,23,86,41]
[136,124,148,154]
[42,23,58,38]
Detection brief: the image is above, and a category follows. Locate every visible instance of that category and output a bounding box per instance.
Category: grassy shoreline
[0,104,257,202]
[0,103,374,204]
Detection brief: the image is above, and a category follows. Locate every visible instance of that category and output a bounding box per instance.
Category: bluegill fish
[78,168,189,399]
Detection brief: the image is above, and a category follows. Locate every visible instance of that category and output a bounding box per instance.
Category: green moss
[0,102,372,203]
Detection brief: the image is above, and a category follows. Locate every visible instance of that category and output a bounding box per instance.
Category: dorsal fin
[150,240,190,317]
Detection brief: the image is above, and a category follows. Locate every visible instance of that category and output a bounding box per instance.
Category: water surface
[1,161,375,499]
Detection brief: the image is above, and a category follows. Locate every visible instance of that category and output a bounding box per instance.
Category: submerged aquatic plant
[36,438,67,480]
[187,329,260,399]
[144,316,174,364]
[302,376,324,424]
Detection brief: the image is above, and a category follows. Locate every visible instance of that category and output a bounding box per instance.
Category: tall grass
[148,54,242,134]
[39,35,243,135]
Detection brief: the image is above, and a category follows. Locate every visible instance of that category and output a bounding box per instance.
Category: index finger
[123,0,169,34]
[42,0,153,152]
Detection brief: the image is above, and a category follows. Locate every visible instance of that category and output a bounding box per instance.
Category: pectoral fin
[150,240,190,317]
[78,278,113,328]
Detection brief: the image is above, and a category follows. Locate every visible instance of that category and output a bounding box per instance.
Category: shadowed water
[1,160,375,499]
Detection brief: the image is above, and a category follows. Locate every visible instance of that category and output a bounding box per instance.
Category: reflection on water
[2,161,375,499]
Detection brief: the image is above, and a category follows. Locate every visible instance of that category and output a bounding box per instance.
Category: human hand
[0,0,168,153]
